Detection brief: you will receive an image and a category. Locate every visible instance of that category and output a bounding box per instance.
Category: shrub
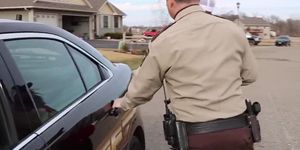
[103,32,133,39]
[126,32,133,36]
[120,42,129,52]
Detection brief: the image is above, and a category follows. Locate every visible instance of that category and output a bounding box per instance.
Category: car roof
[0,19,114,69]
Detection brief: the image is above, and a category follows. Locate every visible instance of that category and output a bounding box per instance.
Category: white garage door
[35,13,58,27]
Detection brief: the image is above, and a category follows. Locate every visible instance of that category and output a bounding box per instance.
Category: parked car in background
[143,29,159,37]
[275,35,291,46]
[246,34,262,46]
[0,19,145,150]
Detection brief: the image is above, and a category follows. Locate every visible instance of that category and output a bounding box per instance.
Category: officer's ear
[169,0,176,8]
[166,0,177,18]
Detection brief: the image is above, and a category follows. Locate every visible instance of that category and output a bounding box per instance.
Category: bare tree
[220,13,300,37]
[265,15,300,36]
[219,11,238,21]
[151,0,170,27]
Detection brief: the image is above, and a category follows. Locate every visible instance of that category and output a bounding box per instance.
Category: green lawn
[98,49,144,70]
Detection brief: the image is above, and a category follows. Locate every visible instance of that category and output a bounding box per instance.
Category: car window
[67,45,103,90]
[278,36,289,39]
[0,84,20,150]
[4,39,86,123]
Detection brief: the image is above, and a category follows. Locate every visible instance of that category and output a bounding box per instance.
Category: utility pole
[236,2,240,26]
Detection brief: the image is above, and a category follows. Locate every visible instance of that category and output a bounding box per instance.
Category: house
[0,0,126,40]
[235,17,271,39]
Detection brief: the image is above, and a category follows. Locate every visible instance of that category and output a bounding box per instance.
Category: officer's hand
[112,98,123,108]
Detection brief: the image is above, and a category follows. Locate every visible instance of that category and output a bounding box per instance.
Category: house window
[103,16,109,28]
[114,16,119,28]
[16,14,22,21]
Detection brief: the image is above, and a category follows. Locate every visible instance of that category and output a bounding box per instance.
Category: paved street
[139,46,300,150]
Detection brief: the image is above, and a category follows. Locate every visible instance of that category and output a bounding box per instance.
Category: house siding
[0,10,29,21]
[98,14,123,37]
[0,0,124,40]
[33,10,95,39]
[96,2,124,37]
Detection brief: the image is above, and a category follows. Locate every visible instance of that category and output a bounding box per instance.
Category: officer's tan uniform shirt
[121,5,258,122]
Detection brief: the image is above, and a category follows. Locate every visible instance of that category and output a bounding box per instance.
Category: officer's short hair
[175,0,200,3]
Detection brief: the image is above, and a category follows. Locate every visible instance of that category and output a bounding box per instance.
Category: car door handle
[109,108,120,117]
[108,101,121,117]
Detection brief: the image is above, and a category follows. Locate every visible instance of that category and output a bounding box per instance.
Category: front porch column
[96,14,100,37]
[28,9,34,22]
[89,15,95,40]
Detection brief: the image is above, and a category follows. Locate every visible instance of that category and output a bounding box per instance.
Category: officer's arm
[241,43,258,86]
[120,47,165,110]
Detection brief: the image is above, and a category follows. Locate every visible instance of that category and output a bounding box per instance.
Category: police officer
[113,0,258,149]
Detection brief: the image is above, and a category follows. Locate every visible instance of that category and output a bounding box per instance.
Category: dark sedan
[275,35,291,46]
[0,19,145,150]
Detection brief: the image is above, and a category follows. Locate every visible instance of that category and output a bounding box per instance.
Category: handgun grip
[252,102,261,115]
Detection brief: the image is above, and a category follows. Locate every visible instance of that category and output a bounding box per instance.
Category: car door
[0,40,45,150]
[1,33,132,150]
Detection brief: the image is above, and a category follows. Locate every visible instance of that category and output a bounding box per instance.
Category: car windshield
[278,36,289,40]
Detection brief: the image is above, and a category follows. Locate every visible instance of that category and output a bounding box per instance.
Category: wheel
[128,136,144,150]
[249,40,255,46]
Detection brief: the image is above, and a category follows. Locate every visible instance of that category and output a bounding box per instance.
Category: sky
[109,0,300,26]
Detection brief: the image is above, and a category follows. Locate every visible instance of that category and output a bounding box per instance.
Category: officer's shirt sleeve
[120,44,166,110]
[241,40,258,86]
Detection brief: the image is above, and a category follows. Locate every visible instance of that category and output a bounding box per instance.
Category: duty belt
[185,114,249,135]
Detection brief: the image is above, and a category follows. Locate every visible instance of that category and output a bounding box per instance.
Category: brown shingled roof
[240,17,271,27]
[0,0,106,13]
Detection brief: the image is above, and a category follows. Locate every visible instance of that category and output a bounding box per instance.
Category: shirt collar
[175,5,203,21]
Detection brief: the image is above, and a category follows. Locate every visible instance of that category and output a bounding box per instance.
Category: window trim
[12,134,38,150]
[66,44,104,91]
[0,33,113,150]
[103,15,109,28]
[114,16,119,28]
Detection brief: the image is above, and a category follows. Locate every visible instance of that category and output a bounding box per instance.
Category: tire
[128,136,144,150]
[249,40,255,46]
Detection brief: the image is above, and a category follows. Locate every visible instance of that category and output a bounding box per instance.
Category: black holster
[163,112,177,147]
[163,100,188,150]
[163,113,188,150]
[246,100,262,142]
